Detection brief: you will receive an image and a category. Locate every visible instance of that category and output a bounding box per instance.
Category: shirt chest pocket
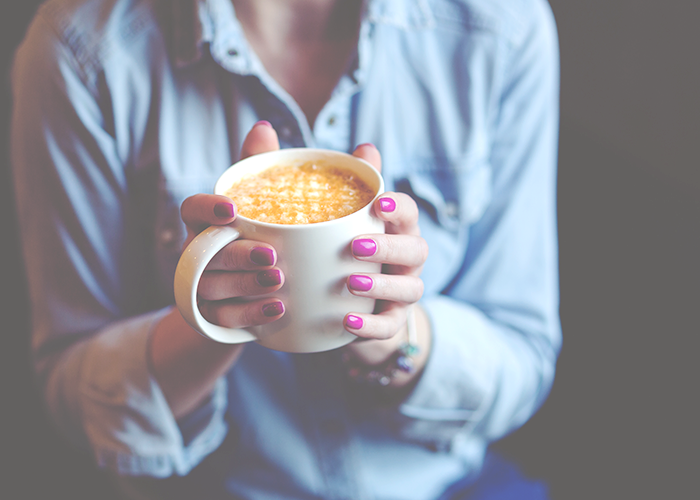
[384,155,492,295]
[391,155,492,233]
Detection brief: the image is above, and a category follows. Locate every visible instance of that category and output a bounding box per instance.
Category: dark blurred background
[2,1,697,499]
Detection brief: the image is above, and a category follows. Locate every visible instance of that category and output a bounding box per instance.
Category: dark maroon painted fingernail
[348,275,373,292]
[379,197,396,212]
[255,120,272,128]
[214,202,235,219]
[256,269,282,287]
[352,239,377,257]
[250,247,275,266]
[346,315,363,330]
[262,301,284,317]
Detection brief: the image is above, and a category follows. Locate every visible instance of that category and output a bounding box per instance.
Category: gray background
[2,1,697,498]
[493,1,698,498]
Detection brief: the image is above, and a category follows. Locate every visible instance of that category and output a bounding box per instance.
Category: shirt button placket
[295,353,365,500]
[314,95,351,152]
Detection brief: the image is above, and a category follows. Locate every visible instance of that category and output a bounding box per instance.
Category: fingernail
[214,202,235,219]
[356,142,376,149]
[250,247,275,266]
[262,301,284,317]
[352,239,377,257]
[255,120,272,128]
[256,269,282,287]
[348,275,373,292]
[346,315,363,330]
[379,197,396,212]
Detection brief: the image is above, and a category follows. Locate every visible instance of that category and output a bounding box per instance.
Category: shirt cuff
[387,296,499,445]
[78,309,229,477]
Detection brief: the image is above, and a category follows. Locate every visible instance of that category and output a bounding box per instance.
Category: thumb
[240,121,280,160]
[352,143,382,173]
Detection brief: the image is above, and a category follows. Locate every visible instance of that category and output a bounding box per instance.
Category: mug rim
[214,148,384,230]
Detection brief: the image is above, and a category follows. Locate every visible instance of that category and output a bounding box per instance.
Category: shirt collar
[171,0,434,69]
[366,0,434,29]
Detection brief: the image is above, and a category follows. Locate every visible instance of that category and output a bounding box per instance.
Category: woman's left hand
[342,144,430,387]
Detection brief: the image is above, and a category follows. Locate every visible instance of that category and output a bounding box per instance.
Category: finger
[351,234,429,269]
[181,193,237,235]
[199,298,285,329]
[198,268,284,301]
[240,121,280,160]
[371,192,421,236]
[344,303,406,340]
[352,143,382,173]
[206,240,277,271]
[347,274,424,304]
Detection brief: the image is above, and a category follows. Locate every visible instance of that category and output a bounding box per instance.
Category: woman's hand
[180,122,287,328]
[148,121,284,419]
[341,145,431,389]
[180,196,286,327]
[343,192,427,340]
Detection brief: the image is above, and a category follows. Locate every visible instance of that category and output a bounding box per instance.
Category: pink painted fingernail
[356,142,376,149]
[346,315,363,330]
[250,247,275,266]
[348,275,373,292]
[379,197,396,212]
[352,239,377,257]
[256,269,281,287]
[255,120,272,128]
[262,301,285,317]
[214,202,235,219]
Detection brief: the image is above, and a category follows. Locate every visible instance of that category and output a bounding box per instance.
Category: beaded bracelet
[341,307,421,387]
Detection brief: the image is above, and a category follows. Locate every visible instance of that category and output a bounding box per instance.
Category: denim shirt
[11,0,561,498]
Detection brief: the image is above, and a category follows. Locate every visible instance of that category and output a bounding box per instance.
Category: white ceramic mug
[174,148,385,353]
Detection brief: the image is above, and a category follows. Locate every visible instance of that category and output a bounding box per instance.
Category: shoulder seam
[37,1,103,84]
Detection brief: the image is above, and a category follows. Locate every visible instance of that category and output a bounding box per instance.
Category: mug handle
[173,225,257,344]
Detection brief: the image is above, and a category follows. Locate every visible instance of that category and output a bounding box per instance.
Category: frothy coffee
[224,162,376,225]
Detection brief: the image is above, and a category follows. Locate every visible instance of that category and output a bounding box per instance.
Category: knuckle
[385,237,403,262]
[197,301,211,321]
[200,301,225,326]
[197,274,219,301]
[237,276,259,297]
[384,321,402,340]
[418,238,429,263]
[413,279,425,302]
[209,304,226,326]
[180,196,194,216]
[397,193,419,218]
[238,303,259,328]
[180,194,202,221]
[222,244,244,270]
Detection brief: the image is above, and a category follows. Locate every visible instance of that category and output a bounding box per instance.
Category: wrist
[341,305,431,390]
[149,306,244,419]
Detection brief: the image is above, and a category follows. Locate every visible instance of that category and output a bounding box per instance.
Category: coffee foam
[224,162,375,225]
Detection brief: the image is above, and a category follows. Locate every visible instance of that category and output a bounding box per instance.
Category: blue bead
[396,356,415,372]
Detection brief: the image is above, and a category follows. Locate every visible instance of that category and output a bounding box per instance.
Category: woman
[11,0,561,498]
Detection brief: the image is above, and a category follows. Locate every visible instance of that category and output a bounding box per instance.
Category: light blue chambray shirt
[11,0,561,498]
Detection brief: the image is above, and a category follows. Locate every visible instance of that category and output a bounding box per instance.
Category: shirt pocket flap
[395,156,492,232]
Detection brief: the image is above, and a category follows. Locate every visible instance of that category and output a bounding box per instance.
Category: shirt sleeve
[11,9,227,477]
[392,1,562,446]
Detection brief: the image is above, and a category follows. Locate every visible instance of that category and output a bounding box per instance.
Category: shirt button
[160,229,176,245]
[444,202,459,218]
[227,48,238,57]
[280,125,292,139]
[328,115,336,126]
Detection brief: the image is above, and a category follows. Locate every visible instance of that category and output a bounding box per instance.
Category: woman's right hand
[148,122,286,419]
[179,121,287,329]
[179,194,286,328]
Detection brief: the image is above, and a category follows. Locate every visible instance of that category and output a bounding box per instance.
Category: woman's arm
[149,122,286,419]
